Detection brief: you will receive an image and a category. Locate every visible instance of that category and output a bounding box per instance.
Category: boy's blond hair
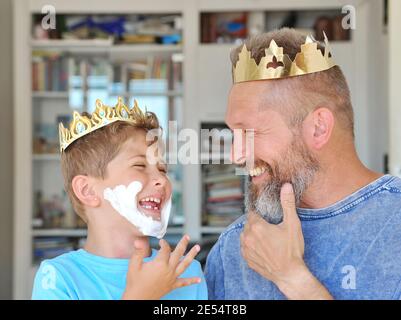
[60,111,160,222]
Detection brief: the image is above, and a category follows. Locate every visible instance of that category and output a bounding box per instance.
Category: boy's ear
[71,175,101,208]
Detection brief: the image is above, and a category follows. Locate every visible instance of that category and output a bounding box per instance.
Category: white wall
[389,0,401,176]
[366,0,389,173]
[0,0,14,300]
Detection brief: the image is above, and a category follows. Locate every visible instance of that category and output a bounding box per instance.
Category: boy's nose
[151,174,168,189]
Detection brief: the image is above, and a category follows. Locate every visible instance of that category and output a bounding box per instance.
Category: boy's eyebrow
[128,154,146,160]
[128,154,167,166]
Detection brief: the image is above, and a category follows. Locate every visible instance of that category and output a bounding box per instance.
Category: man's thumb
[280,183,297,223]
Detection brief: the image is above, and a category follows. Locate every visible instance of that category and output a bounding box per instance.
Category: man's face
[226,81,319,223]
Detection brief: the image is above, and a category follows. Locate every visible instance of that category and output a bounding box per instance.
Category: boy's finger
[156,239,171,262]
[170,235,190,267]
[173,277,201,290]
[175,244,200,276]
[129,240,147,270]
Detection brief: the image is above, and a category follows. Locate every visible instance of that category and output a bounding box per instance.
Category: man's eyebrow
[229,122,245,129]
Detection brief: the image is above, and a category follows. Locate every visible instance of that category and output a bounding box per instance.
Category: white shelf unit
[14,0,386,299]
[32,226,184,237]
[32,39,183,55]
[32,91,69,99]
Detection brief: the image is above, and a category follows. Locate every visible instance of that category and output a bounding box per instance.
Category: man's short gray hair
[230,28,354,135]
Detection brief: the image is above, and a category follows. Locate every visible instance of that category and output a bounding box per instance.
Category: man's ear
[303,107,334,150]
[71,175,101,208]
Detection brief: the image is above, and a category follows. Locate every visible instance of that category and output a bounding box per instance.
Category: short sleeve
[32,261,73,300]
[194,261,208,300]
[204,240,225,300]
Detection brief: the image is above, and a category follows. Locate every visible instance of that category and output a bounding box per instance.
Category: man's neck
[299,155,383,209]
[83,216,151,259]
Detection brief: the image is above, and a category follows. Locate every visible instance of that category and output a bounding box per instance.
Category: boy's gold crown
[59,97,146,152]
[233,32,336,83]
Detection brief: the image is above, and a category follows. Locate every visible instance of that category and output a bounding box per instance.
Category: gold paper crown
[59,97,146,152]
[233,33,336,83]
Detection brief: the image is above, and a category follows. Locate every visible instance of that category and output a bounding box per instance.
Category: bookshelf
[31,12,185,232]
[14,0,386,299]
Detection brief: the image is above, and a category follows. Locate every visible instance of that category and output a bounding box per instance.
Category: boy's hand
[122,235,201,300]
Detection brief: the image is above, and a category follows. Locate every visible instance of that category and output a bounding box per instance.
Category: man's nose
[230,131,246,165]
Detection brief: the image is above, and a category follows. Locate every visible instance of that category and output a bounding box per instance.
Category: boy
[32,98,207,300]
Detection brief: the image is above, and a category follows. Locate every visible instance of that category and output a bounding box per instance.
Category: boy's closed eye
[132,162,168,174]
[158,164,168,174]
[132,163,146,168]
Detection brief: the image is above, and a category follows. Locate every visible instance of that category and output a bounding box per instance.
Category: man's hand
[240,183,333,300]
[122,235,201,300]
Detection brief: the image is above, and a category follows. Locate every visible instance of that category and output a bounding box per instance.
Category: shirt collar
[296,174,395,220]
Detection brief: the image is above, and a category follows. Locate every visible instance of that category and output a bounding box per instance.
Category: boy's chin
[138,207,162,222]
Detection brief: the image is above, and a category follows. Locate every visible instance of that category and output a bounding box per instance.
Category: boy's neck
[83,217,151,259]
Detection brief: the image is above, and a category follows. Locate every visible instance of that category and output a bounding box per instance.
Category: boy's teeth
[142,197,161,203]
[142,204,160,210]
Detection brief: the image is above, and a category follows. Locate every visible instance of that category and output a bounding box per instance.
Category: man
[205,28,401,299]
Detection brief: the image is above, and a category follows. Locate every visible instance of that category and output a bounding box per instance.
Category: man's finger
[280,183,297,224]
[156,239,171,262]
[173,277,201,290]
[170,234,190,267]
[175,244,200,276]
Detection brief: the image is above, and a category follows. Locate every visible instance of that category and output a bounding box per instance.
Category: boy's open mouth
[138,195,163,221]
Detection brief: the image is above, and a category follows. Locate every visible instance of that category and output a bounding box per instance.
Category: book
[32,52,69,92]
[208,187,243,198]
[202,163,245,226]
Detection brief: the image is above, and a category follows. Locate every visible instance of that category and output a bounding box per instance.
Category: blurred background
[0,0,400,299]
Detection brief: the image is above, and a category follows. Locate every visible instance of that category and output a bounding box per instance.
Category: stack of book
[203,164,244,226]
[201,12,247,43]
[32,52,69,92]
[127,57,180,80]
[33,237,75,262]
[123,56,182,92]
[32,14,183,45]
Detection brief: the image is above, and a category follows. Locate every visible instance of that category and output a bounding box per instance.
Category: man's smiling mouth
[248,166,266,177]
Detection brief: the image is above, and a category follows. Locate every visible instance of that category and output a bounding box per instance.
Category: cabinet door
[197,45,233,121]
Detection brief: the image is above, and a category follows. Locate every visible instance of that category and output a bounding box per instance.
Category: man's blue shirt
[205,175,401,299]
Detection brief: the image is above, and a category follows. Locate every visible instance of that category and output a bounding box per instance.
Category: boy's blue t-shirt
[32,248,208,300]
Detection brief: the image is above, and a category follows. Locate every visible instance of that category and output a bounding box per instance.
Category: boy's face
[97,129,172,225]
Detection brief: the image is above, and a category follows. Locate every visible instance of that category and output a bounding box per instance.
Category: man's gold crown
[59,97,146,152]
[233,33,336,83]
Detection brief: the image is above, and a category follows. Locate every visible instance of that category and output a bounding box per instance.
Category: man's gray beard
[244,140,319,224]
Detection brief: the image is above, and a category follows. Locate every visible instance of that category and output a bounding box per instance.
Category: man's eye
[159,167,167,174]
[133,164,146,168]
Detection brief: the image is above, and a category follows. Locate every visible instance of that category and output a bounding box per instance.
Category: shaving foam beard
[245,139,319,224]
[103,180,171,239]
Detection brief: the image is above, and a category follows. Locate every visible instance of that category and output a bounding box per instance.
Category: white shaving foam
[103,180,171,239]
